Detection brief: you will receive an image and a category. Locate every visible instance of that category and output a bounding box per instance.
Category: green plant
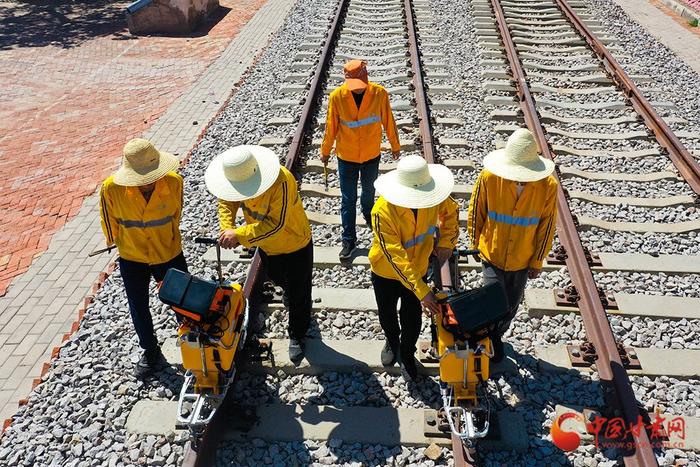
[690,18,699,27]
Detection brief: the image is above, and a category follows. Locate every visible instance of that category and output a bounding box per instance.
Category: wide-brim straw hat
[113,138,180,186]
[374,155,455,209]
[205,145,281,202]
[483,128,555,182]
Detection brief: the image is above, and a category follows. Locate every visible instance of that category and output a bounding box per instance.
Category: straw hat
[204,145,281,202]
[483,128,555,182]
[344,59,368,92]
[113,138,180,186]
[374,155,454,209]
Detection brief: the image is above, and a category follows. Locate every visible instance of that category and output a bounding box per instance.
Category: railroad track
[181,0,482,464]
[470,0,700,465]
[128,0,700,465]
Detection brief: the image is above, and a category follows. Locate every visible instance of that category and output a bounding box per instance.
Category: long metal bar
[489,0,658,465]
[554,0,700,196]
[404,0,474,465]
[182,0,350,465]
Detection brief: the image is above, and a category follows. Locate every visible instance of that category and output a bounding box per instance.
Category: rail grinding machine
[431,249,510,448]
[158,237,249,438]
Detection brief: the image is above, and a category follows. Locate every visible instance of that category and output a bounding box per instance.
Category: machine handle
[195,237,218,245]
[458,249,481,262]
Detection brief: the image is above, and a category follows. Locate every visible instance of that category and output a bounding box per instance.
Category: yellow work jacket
[99,172,183,265]
[321,82,400,163]
[467,169,558,271]
[369,196,459,300]
[218,167,311,256]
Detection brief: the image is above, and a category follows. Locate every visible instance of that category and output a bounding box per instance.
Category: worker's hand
[434,247,452,266]
[321,153,330,165]
[421,292,441,317]
[218,229,240,249]
[528,268,541,279]
[391,151,400,161]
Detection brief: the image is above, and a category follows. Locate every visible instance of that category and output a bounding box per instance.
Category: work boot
[339,241,355,260]
[380,341,397,366]
[491,334,504,363]
[134,347,167,377]
[400,354,418,381]
[289,338,305,364]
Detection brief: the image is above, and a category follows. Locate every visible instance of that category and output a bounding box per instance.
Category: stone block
[126,0,220,35]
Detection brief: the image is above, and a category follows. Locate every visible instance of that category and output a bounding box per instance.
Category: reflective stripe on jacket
[218,167,311,256]
[321,82,400,163]
[369,196,459,300]
[99,172,183,265]
[467,169,558,271]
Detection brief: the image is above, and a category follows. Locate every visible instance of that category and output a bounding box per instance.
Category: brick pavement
[0,0,268,295]
[0,0,296,425]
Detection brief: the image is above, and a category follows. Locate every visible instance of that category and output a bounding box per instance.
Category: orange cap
[343,60,368,92]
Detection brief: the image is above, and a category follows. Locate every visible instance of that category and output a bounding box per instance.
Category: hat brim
[374,164,455,209]
[112,151,180,187]
[483,149,555,182]
[345,78,368,92]
[205,145,281,201]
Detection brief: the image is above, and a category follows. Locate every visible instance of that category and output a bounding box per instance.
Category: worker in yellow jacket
[205,145,312,363]
[321,59,401,260]
[99,138,187,376]
[369,155,458,381]
[468,128,558,362]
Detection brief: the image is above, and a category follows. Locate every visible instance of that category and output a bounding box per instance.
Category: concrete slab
[126,399,180,436]
[162,338,519,377]
[125,401,528,451]
[536,345,700,378]
[526,288,700,320]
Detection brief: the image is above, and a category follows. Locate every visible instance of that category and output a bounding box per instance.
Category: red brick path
[0,0,267,295]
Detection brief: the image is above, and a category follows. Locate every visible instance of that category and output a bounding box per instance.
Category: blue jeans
[338,156,380,243]
[119,252,188,352]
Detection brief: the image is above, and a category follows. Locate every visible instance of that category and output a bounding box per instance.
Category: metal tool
[88,245,115,257]
[323,161,329,192]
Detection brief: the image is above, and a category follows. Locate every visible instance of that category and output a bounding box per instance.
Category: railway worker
[467,128,558,362]
[369,155,459,381]
[204,145,313,363]
[99,138,188,376]
[320,59,401,261]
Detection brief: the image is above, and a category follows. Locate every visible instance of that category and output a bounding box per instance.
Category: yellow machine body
[435,310,491,405]
[178,283,245,394]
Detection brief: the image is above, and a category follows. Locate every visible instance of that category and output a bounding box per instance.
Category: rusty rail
[554,0,700,196]
[489,0,659,465]
[404,0,475,465]
[181,0,350,464]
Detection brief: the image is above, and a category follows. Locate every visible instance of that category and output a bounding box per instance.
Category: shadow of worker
[296,338,402,466]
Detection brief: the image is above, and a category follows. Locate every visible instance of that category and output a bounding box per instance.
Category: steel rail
[553,0,700,196]
[404,0,474,465]
[489,0,658,465]
[181,0,350,464]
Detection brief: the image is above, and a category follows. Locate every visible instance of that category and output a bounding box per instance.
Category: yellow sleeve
[234,178,290,247]
[529,179,558,269]
[373,208,431,300]
[467,171,488,250]
[321,92,339,157]
[381,91,401,153]
[174,173,183,226]
[437,196,459,249]
[218,199,241,231]
[99,182,118,247]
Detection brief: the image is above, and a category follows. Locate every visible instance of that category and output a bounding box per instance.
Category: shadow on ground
[0,0,232,50]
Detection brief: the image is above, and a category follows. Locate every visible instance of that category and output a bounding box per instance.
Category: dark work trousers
[371,272,423,361]
[119,252,188,353]
[481,261,528,336]
[258,240,313,341]
[338,156,381,243]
